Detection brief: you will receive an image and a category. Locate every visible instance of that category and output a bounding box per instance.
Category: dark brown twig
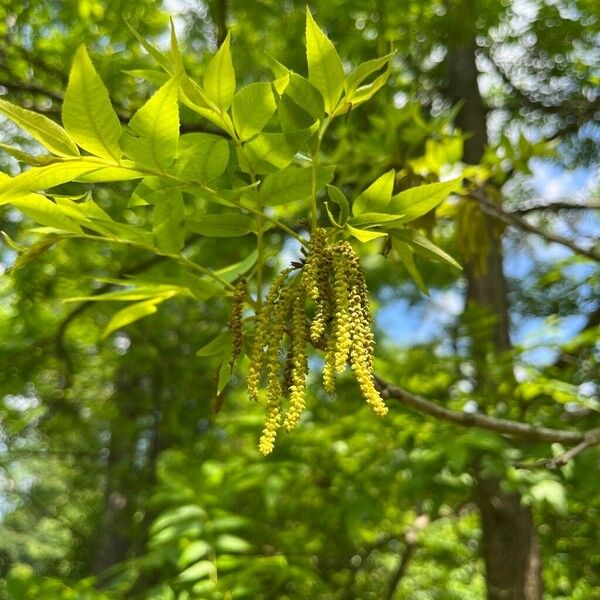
[470,188,600,263]
[375,375,598,447]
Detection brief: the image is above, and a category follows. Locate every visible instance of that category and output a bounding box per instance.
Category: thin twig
[470,188,600,263]
[514,428,600,470]
[512,202,600,215]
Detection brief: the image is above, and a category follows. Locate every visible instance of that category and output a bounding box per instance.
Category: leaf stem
[310,118,330,231]
[256,215,265,309]
[234,200,308,246]
[73,233,236,292]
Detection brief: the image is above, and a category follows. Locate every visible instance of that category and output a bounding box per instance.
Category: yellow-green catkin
[247,268,291,403]
[322,333,337,394]
[342,244,388,416]
[302,228,326,301]
[302,229,331,344]
[283,285,309,431]
[250,234,388,454]
[228,278,246,372]
[319,245,335,394]
[331,245,353,373]
[259,397,282,455]
[258,269,293,455]
[310,246,331,344]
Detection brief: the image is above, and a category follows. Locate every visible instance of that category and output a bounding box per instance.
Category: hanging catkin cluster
[245,229,387,455]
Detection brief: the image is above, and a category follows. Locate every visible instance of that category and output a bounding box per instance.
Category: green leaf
[345,54,393,96]
[130,177,185,206]
[7,234,63,272]
[0,161,103,205]
[147,585,175,600]
[352,169,395,216]
[261,165,335,206]
[0,230,25,252]
[178,75,235,135]
[153,192,185,253]
[0,143,63,167]
[349,213,404,228]
[325,184,349,226]
[203,32,235,111]
[175,133,229,183]
[305,9,344,114]
[529,480,567,516]
[151,505,207,534]
[66,284,182,303]
[150,522,203,546]
[48,195,113,237]
[10,194,82,233]
[278,94,315,131]
[179,74,217,110]
[178,561,216,583]
[197,331,232,358]
[124,18,173,73]
[272,73,290,95]
[74,164,146,183]
[391,229,461,270]
[346,223,387,243]
[284,73,324,121]
[217,347,233,393]
[345,67,390,109]
[393,239,429,295]
[62,46,122,162]
[215,534,252,554]
[0,98,79,157]
[214,250,258,283]
[211,515,251,531]
[179,541,211,568]
[243,133,294,172]
[232,83,277,141]
[387,178,462,223]
[121,77,180,170]
[102,298,165,338]
[244,123,318,172]
[92,219,153,246]
[188,214,255,237]
[170,17,184,74]
[265,53,289,79]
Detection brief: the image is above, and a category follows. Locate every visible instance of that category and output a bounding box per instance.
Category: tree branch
[375,375,598,446]
[514,428,600,470]
[383,543,416,600]
[512,202,600,215]
[470,188,600,263]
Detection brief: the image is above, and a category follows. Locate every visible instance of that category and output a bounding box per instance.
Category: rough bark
[445,11,543,599]
[475,478,542,600]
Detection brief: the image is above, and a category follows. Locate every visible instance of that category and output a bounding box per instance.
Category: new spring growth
[237,229,388,455]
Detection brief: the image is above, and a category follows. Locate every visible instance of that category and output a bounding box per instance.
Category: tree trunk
[445,10,543,598]
[476,478,542,600]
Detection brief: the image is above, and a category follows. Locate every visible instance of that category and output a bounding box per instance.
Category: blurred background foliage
[0,0,599,598]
